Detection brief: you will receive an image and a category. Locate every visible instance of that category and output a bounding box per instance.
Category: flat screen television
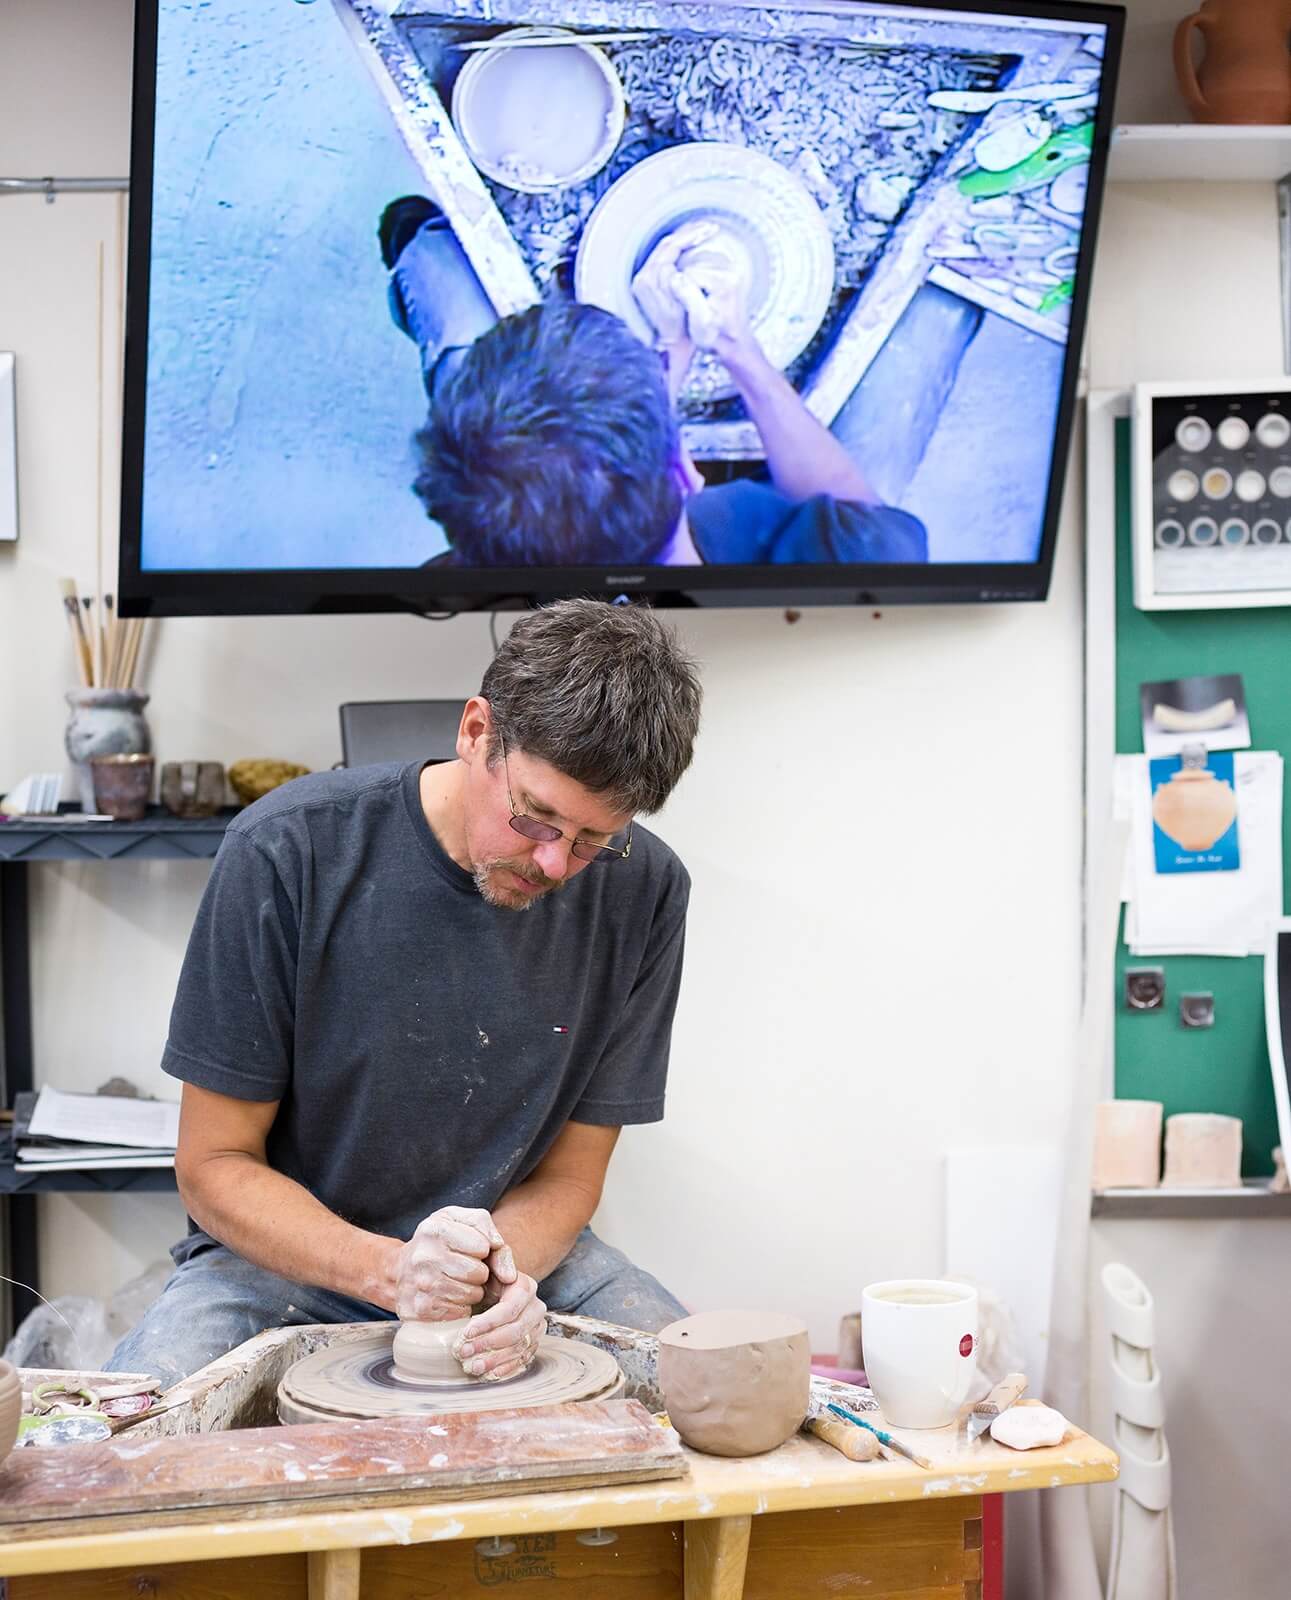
[119,0,1124,616]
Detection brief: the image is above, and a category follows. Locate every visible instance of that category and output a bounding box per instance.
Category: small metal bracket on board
[1125,967,1166,1011]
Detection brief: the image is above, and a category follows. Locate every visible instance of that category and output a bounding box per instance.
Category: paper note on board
[1117,751,1283,957]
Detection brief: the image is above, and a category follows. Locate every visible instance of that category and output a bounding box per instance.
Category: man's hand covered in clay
[631,219,719,350]
[632,218,756,365]
[395,1205,511,1322]
[452,1268,548,1383]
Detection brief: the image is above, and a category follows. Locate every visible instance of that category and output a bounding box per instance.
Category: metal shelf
[0,805,235,862]
[0,1138,177,1196]
[0,809,228,1336]
[1110,124,1291,184]
[1092,1183,1291,1219]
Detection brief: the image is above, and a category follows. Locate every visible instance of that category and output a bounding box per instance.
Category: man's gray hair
[480,600,702,816]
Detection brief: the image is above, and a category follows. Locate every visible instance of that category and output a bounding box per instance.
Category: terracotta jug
[1175,0,1291,124]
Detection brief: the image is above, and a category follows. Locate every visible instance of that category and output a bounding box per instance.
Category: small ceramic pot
[160,760,226,819]
[65,688,151,813]
[91,753,155,822]
[0,1359,20,1469]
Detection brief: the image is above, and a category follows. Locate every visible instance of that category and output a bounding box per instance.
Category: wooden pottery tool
[966,1372,1028,1442]
[825,1403,934,1469]
[805,1413,880,1461]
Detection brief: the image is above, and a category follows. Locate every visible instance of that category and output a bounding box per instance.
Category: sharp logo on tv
[120,0,1122,615]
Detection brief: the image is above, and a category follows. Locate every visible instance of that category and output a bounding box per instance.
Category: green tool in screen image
[1038,277,1075,315]
[958,120,1092,200]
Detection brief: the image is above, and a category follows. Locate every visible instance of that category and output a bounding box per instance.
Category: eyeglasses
[497,731,633,864]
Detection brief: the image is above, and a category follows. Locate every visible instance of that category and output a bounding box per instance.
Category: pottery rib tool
[826,1403,933,1469]
[1153,697,1237,733]
[966,1372,1028,1442]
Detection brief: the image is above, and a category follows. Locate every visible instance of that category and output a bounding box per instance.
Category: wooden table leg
[684,1514,751,1600]
[308,1548,361,1600]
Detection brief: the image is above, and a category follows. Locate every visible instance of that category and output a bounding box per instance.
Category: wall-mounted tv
[119,0,1123,616]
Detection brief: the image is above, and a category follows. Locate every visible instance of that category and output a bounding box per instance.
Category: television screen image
[120,0,1122,613]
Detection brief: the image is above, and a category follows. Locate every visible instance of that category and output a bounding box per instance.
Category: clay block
[1092,1100,1163,1190]
[1162,1112,1242,1187]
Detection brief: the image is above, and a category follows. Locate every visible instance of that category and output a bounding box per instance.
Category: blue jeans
[106,1227,686,1389]
[389,218,498,400]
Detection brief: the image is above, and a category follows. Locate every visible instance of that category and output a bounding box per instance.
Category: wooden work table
[0,1409,1117,1598]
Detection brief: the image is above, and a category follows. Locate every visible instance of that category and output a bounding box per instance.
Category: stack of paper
[1115,752,1284,957]
[12,1087,179,1170]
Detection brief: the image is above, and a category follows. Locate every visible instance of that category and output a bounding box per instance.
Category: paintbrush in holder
[59,578,155,812]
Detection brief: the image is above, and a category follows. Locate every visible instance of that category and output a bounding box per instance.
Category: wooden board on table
[0,1398,686,1536]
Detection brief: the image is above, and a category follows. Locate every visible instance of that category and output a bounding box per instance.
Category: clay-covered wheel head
[658,1310,810,1457]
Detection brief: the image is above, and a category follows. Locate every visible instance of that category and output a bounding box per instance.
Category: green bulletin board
[1113,418,1291,1174]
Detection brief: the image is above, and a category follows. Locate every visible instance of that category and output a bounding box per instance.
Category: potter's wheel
[277,1329,624,1425]
[575,141,835,401]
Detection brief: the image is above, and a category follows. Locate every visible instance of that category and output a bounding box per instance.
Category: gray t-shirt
[163,761,690,1242]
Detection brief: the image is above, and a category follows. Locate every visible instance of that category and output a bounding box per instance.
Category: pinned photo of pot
[1148,747,1241,874]
[1139,671,1250,758]
[451,27,626,194]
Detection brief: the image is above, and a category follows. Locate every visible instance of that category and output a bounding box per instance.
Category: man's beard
[472,856,567,912]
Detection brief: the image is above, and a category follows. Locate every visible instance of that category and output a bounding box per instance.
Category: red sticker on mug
[959,1334,974,1357]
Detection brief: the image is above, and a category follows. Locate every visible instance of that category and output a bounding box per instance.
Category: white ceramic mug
[861,1278,978,1429]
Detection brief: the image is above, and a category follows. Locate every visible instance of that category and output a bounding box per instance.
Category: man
[109,601,702,1387]
[379,196,927,569]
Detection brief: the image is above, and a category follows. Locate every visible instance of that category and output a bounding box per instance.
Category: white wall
[0,0,1089,1348]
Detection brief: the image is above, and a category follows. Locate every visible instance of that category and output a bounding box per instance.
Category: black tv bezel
[117,0,1125,619]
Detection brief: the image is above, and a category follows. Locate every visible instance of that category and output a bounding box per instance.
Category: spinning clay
[391,1316,473,1384]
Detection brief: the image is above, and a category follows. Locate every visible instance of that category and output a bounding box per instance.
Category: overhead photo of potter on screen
[131,0,1113,585]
